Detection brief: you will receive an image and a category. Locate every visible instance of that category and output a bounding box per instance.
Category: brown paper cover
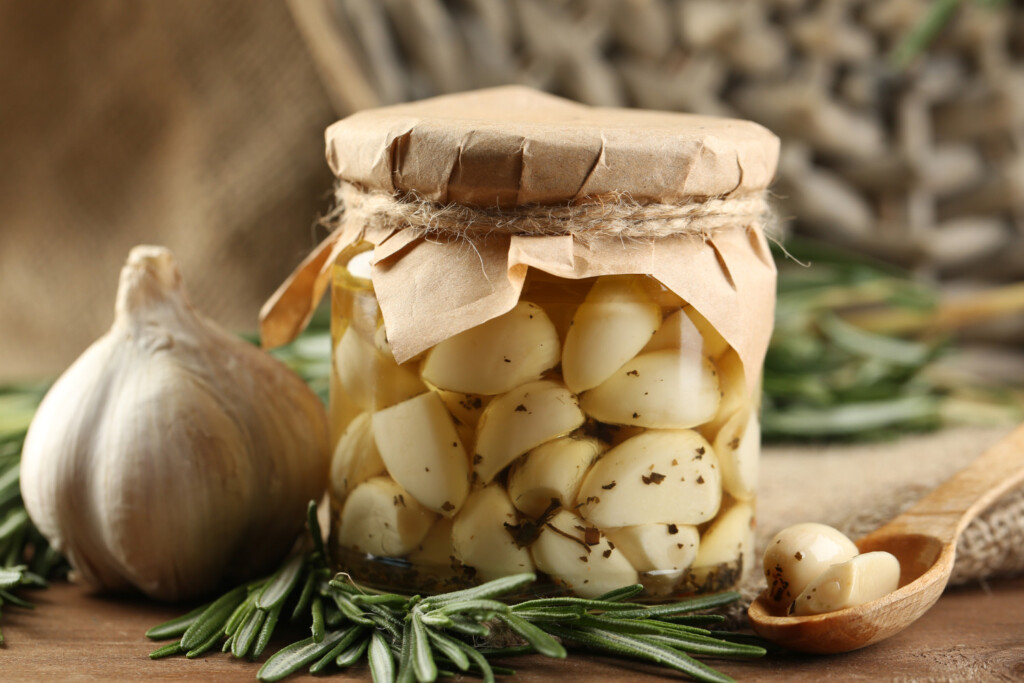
[262,87,779,394]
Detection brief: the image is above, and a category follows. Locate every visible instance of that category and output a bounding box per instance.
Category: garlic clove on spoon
[19,246,329,601]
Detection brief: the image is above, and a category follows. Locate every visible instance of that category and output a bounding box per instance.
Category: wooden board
[3,578,1024,681]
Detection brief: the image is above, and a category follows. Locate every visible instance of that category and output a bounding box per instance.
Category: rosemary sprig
[147,501,765,682]
[762,239,1023,441]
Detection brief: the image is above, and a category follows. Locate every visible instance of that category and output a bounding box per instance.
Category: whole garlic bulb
[20,246,329,601]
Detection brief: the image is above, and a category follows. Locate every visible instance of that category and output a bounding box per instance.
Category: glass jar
[327,244,760,600]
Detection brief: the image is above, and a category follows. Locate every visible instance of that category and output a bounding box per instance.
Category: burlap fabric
[0,1,337,380]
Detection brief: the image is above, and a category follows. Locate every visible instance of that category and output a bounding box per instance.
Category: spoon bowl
[748,424,1024,654]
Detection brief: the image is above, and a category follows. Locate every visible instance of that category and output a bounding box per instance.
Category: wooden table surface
[3,577,1024,682]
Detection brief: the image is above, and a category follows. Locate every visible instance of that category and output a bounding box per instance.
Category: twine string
[331,181,770,239]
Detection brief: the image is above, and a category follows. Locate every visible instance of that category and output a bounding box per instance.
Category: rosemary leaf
[506,605,584,622]
[224,598,256,638]
[148,641,184,659]
[496,613,567,659]
[290,567,316,621]
[363,601,404,641]
[453,638,495,683]
[0,566,25,590]
[257,631,347,683]
[369,628,397,683]
[544,624,735,683]
[426,598,510,618]
[256,554,304,610]
[328,589,375,626]
[146,601,210,640]
[309,624,366,674]
[334,635,370,668]
[231,605,266,659]
[253,602,283,658]
[410,612,438,683]
[306,500,327,561]
[425,629,471,671]
[180,584,246,651]
[417,572,535,610]
[643,632,767,658]
[186,627,227,659]
[511,596,639,612]
[603,591,742,619]
[0,588,34,609]
[594,583,645,602]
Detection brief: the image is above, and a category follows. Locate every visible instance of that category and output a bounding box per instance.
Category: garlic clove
[371,393,470,517]
[702,350,749,439]
[337,476,436,556]
[692,500,755,577]
[711,410,760,501]
[641,307,704,356]
[330,412,386,499]
[688,306,730,361]
[20,246,329,601]
[580,350,720,429]
[562,276,662,393]
[605,523,700,595]
[473,380,586,484]
[408,517,457,575]
[430,387,490,429]
[334,324,428,411]
[451,485,535,582]
[576,430,721,528]
[374,323,425,364]
[531,510,638,599]
[507,436,604,517]
[429,387,491,453]
[762,523,860,613]
[421,302,560,395]
[792,551,901,616]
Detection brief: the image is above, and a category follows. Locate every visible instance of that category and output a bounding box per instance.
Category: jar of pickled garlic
[261,86,779,600]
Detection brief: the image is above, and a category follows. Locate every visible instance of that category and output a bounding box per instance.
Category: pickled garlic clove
[431,388,490,429]
[330,412,385,499]
[580,350,720,429]
[374,323,425,364]
[605,523,699,595]
[531,509,638,599]
[642,307,705,357]
[372,393,470,517]
[408,517,456,573]
[451,485,535,582]
[430,388,490,452]
[692,500,754,576]
[562,276,662,393]
[702,350,748,439]
[337,476,435,556]
[762,523,860,614]
[792,551,901,616]
[507,436,604,517]
[711,410,760,501]
[576,430,721,528]
[334,325,427,411]
[688,305,730,361]
[421,302,560,395]
[473,380,585,484]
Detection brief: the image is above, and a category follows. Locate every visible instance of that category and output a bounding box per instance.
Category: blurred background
[2,0,1023,405]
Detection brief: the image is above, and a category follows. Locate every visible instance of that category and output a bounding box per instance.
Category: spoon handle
[875,423,1024,544]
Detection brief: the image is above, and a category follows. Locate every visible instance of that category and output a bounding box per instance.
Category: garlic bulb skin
[20,246,329,601]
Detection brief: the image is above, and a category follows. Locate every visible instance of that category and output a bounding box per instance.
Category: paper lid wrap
[261,87,780,393]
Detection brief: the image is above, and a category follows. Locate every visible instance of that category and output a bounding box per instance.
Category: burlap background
[0,1,337,380]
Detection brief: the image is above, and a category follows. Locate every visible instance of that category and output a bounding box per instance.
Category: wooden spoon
[748,423,1024,654]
